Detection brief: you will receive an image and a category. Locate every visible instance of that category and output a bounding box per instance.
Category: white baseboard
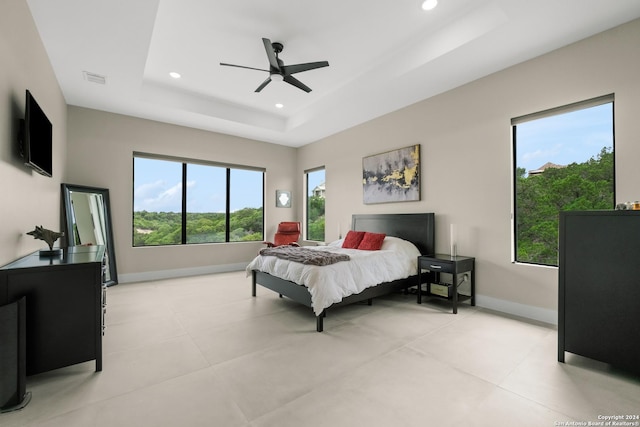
[475,294,557,325]
[118,263,248,284]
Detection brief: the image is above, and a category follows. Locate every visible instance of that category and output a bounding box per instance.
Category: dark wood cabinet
[0,297,28,412]
[0,246,104,376]
[558,210,640,373]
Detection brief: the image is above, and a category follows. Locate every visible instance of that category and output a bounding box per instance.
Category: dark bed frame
[251,213,435,332]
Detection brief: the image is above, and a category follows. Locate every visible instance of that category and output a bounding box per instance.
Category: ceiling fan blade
[220,62,270,72]
[255,77,272,93]
[281,61,329,76]
[283,75,312,93]
[262,38,280,71]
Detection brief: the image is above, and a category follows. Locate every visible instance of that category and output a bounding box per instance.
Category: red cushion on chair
[278,222,300,233]
[358,232,386,250]
[342,230,366,249]
[270,222,301,247]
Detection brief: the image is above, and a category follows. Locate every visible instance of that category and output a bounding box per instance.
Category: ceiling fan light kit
[220,38,329,93]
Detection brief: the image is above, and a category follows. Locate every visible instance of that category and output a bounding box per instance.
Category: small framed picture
[276,190,291,208]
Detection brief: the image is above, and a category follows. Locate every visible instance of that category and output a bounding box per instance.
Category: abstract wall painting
[362,144,420,204]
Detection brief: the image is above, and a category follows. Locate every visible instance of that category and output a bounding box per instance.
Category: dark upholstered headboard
[351,213,435,255]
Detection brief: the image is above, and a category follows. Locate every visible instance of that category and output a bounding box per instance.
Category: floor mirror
[61,183,118,286]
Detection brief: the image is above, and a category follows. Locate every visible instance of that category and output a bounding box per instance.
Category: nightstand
[417,254,475,313]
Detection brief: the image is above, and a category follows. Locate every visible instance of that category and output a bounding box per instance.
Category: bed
[248,213,435,332]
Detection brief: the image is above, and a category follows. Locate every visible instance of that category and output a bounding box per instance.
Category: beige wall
[66,107,297,281]
[297,19,640,323]
[0,0,67,266]
[4,0,639,323]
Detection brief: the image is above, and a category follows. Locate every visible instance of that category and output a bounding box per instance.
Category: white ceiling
[26,0,640,147]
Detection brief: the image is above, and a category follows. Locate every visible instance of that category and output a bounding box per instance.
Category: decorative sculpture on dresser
[26,225,64,255]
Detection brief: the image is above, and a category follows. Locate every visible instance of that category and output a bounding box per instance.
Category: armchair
[264,222,301,247]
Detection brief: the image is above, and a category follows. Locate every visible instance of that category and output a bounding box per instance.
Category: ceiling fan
[220,38,329,93]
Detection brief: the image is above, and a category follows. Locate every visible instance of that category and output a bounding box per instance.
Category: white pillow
[380,236,421,257]
[327,238,344,247]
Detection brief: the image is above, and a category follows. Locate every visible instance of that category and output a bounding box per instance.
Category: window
[133,154,264,247]
[186,163,226,243]
[512,95,614,266]
[305,168,325,241]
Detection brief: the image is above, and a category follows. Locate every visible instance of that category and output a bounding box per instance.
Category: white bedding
[246,236,421,315]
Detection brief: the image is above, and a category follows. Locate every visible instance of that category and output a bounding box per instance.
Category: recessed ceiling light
[169,72,181,79]
[275,103,284,109]
[422,0,438,11]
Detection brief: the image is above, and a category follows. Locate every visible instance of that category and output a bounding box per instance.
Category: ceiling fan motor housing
[271,42,284,54]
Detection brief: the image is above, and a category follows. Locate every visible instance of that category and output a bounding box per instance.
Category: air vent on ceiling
[83,71,106,85]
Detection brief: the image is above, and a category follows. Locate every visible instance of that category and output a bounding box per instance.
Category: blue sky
[134,158,262,213]
[133,158,183,212]
[515,103,613,176]
[134,158,326,213]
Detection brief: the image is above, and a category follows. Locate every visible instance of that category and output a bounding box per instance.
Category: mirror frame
[61,183,118,286]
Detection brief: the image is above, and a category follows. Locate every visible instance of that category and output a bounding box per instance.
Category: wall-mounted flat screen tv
[19,90,53,177]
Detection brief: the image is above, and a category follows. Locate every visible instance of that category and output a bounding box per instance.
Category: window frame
[510,94,616,267]
[132,152,265,247]
[304,167,325,242]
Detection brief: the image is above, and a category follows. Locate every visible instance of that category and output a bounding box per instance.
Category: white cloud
[134,180,185,212]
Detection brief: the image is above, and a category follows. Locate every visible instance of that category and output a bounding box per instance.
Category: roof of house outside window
[528,162,565,176]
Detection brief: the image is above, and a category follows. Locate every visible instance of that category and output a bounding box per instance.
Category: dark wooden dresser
[558,210,640,374]
[0,246,105,375]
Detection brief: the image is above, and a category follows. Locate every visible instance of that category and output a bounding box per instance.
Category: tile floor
[2,271,639,427]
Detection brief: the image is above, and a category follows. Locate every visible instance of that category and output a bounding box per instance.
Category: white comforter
[246,236,421,315]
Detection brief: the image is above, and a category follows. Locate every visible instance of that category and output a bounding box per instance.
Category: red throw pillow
[358,232,386,250]
[342,230,366,249]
